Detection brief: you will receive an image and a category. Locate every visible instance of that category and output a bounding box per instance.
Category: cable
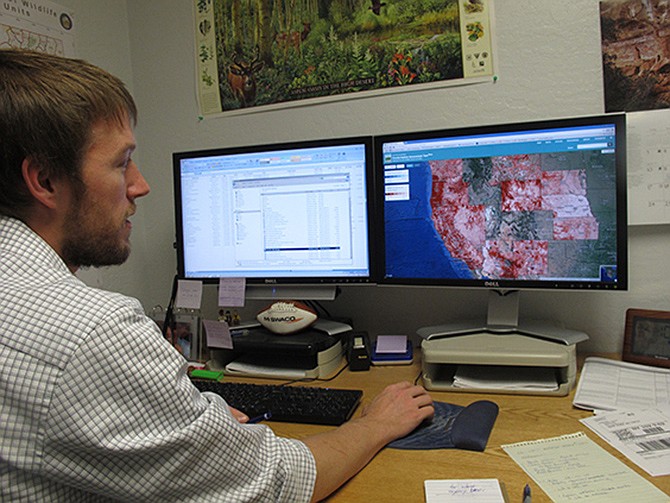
[312,300,332,319]
[161,274,179,340]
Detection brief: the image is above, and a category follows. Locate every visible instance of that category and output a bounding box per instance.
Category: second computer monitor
[375,114,628,291]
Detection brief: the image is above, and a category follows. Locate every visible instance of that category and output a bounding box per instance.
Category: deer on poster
[275,22,311,59]
[227,47,264,108]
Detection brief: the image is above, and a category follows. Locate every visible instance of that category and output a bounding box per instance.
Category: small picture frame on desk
[172,309,206,363]
[623,308,670,368]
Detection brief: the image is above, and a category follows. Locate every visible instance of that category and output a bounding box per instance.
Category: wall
[66,0,670,353]
[54,0,149,297]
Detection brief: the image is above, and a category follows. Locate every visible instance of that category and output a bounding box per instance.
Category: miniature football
[256,300,318,335]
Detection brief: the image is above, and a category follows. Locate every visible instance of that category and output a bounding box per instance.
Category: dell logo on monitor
[484,281,500,288]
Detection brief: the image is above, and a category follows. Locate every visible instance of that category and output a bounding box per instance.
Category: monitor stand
[417,289,588,345]
[418,290,587,396]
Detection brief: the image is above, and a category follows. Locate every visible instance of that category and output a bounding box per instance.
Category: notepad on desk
[424,479,505,502]
[502,432,668,501]
[371,335,413,365]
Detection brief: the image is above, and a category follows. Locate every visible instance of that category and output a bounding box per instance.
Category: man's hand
[231,382,435,431]
[359,381,434,441]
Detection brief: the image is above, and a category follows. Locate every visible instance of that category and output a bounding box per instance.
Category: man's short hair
[0,49,137,218]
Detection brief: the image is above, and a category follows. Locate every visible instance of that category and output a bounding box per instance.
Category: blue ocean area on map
[385,162,473,279]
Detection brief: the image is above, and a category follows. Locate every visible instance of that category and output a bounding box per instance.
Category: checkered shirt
[0,216,316,502]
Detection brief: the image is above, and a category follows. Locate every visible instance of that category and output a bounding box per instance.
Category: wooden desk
[236,358,670,502]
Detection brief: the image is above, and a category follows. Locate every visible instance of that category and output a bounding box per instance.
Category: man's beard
[61,189,133,269]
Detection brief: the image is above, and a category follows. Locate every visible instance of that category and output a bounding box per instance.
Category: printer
[418,321,588,397]
[221,319,350,380]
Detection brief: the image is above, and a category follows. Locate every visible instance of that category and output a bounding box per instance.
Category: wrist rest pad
[387,400,499,451]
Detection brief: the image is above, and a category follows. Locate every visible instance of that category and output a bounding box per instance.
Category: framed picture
[172,309,204,362]
[623,308,670,368]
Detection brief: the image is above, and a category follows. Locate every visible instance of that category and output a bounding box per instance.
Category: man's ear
[21,157,60,209]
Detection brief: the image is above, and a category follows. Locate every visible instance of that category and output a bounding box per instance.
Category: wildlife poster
[194,0,494,115]
[0,0,76,56]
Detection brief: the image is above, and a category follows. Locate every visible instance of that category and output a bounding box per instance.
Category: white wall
[55,0,147,295]
[65,0,670,353]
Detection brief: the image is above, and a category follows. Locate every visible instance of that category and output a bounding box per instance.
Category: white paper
[424,479,504,503]
[573,357,670,411]
[175,279,203,309]
[581,408,670,477]
[218,277,246,307]
[202,319,233,349]
[376,335,407,353]
[224,360,309,379]
[627,110,670,225]
[453,365,558,391]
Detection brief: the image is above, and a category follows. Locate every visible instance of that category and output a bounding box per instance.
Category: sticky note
[202,319,233,349]
[376,335,408,353]
[218,277,246,307]
[175,279,203,309]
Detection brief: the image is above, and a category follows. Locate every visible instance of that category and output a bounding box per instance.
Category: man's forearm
[302,381,434,502]
[303,416,392,502]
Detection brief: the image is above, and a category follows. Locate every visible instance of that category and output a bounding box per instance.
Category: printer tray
[421,333,577,397]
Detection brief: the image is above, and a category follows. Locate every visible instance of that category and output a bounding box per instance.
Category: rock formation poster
[601,0,670,112]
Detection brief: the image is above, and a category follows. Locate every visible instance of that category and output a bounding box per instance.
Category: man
[0,49,434,502]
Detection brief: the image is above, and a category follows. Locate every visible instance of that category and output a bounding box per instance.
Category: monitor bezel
[173,135,378,285]
[374,113,628,291]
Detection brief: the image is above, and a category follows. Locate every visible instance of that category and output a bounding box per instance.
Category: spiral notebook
[502,432,667,502]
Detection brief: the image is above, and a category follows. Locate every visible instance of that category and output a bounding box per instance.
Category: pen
[523,484,531,503]
[248,412,272,424]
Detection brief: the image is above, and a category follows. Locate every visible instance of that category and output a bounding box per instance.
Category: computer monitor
[173,136,375,300]
[375,114,627,340]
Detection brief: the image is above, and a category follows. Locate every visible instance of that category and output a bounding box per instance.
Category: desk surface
[232,356,670,502]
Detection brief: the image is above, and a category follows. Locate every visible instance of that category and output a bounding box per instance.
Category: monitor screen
[376,114,628,291]
[173,137,375,284]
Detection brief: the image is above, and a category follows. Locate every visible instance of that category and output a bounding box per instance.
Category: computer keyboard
[192,380,363,426]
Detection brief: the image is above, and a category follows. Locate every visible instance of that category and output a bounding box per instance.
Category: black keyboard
[192,380,363,426]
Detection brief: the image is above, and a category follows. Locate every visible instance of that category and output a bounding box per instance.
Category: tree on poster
[195,0,493,114]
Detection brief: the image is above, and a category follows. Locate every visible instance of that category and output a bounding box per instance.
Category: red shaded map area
[430,154,598,279]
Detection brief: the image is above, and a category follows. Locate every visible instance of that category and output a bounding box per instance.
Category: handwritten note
[201,319,233,349]
[175,279,203,309]
[424,479,504,502]
[502,432,667,501]
[218,277,246,307]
